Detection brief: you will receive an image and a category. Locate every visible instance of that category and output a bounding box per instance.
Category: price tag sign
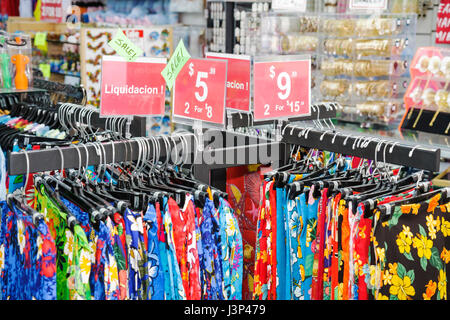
[436,0,450,44]
[34,32,47,47]
[39,63,51,79]
[173,58,227,126]
[40,0,63,23]
[100,56,167,116]
[205,52,250,112]
[253,58,310,120]
[349,0,388,10]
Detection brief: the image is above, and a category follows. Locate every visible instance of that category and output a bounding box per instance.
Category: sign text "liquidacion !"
[104,84,164,96]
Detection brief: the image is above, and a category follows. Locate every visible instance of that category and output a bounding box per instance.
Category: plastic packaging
[6,33,32,90]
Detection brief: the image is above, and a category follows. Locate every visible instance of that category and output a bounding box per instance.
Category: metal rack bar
[8,131,280,176]
[8,138,170,176]
[282,125,441,172]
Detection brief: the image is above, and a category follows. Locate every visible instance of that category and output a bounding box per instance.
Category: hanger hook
[55,146,64,176]
[21,149,30,197]
[78,143,88,179]
[72,144,82,175]
[408,145,420,158]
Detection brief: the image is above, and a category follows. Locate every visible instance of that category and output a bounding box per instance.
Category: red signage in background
[173,58,227,126]
[436,0,450,44]
[100,56,167,116]
[253,59,311,120]
[41,0,63,23]
[206,53,251,112]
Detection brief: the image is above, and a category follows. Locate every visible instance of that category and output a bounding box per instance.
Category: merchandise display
[82,0,177,26]
[254,13,417,125]
[0,32,32,90]
[319,13,417,125]
[206,1,271,55]
[0,0,449,303]
[401,46,450,135]
[32,31,81,83]
[252,147,448,300]
[80,27,172,107]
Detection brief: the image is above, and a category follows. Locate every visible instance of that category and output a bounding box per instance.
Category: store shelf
[47,39,80,45]
[0,87,47,94]
[51,71,81,78]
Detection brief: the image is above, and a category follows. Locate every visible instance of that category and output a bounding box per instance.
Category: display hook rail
[282,125,441,172]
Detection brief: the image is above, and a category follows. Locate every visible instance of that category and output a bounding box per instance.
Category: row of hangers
[266,123,449,226]
[8,130,228,231]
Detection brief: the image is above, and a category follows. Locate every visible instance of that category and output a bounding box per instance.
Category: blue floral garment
[198,198,224,300]
[19,207,40,299]
[155,200,172,300]
[194,205,204,297]
[218,198,244,300]
[143,203,165,300]
[0,201,57,300]
[35,219,57,300]
[287,195,303,300]
[90,221,112,300]
[123,208,147,300]
[1,202,22,299]
[161,197,186,300]
[301,187,319,300]
[276,182,294,300]
[228,203,244,300]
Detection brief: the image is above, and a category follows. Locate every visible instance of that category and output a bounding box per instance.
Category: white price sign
[272,0,307,12]
[349,0,388,10]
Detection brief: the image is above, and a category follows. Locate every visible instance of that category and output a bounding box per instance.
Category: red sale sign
[253,59,311,120]
[206,52,251,112]
[41,0,63,23]
[173,58,227,126]
[100,56,166,116]
[436,0,450,44]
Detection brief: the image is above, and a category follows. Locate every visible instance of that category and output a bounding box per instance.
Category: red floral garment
[168,195,201,300]
[311,188,328,300]
[253,179,278,300]
[330,193,340,300]
[253,180,276,300]
[269,180,277,300]
[226,165,267,300]
[112,212,128,299]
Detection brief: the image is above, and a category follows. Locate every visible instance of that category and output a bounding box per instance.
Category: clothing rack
[281,124,441,172]
[226,102,340,129]
[7,130,283,177]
